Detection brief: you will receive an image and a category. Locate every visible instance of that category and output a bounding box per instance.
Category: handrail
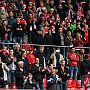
[0,42,90,48]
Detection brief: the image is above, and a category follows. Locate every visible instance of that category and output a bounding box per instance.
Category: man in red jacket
[68,47,79,80]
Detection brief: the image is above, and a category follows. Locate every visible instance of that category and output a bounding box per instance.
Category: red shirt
[68,52,79,66]
[26,54,36,64]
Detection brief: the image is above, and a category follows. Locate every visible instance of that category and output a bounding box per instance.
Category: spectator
[26,49,36,68]
[15,61,24,89]
[7,49,18,86]
[68,47,79,80]
[19,51,30,76]
[80,55,90,88]
[0,7,8,25]
[74,32,84,47]
[26,13,34,43]
[24,73,36,89]
[0,20,11,47]
[0,57,9,88]
[35,46,47,68]
[79,49,85,64]
[57,59,70,90]
[7,11,16,27]
[12,17,25,44]
[0,46,9,63]
[50,48,64,68]
[14,43,22,61]
[31,58,45,90]
[65,31,74,46]
[53,27,65,46]
[46,64,54,78]
[47,68,62,90]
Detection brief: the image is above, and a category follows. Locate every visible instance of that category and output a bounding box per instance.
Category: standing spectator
[0,57,9,88]
[14,44,22,62]
[21,4,28,20]
[53,27,65,46]
[68,47,79,80]
[44,30,54,60]
[0,7,8,25]
[7,11,16,27]
[57,60,70,90]
[35,46,47,68]
[79,49,85,64]
[73,23,85,38]
[26,13,34,43]
[0,20,11,47]
[31,58,45,90]
[80,55,90,88]
[47,68,62,90]
[50,48,64,68]
[0,46,9,64]
[74,32,84,47]
[12,17,25,44]
[24,73,36,89]
[65,31,74,46]
[46,64,54,78]
[7,49,18,86]
[26,49,36,69]
[15,61,24,89]
[19,51,30,76]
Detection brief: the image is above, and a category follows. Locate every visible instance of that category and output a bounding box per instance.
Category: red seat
[72,80,77,88]
[43,77,47,89]
[77,80,81,88]
[67,79,73,88]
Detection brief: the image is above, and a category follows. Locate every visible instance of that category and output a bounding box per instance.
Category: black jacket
[31,64,44,81]
[57,65,70,82]
[15,68,24,88]
[12,23,25,37]
[24,79,36,89]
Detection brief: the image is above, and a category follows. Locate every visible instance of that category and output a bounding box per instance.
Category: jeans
[13,37,23,44]
[69,66,78,80]
[36,81,44,90]
[2,40,10,47]
[8,70,16,85]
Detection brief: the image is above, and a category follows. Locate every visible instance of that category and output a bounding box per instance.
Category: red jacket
[74,38,84,47]
[26,54,36,65]
[68,52,79,66]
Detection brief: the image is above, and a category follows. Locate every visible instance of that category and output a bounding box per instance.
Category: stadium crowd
[0,0,90,89]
